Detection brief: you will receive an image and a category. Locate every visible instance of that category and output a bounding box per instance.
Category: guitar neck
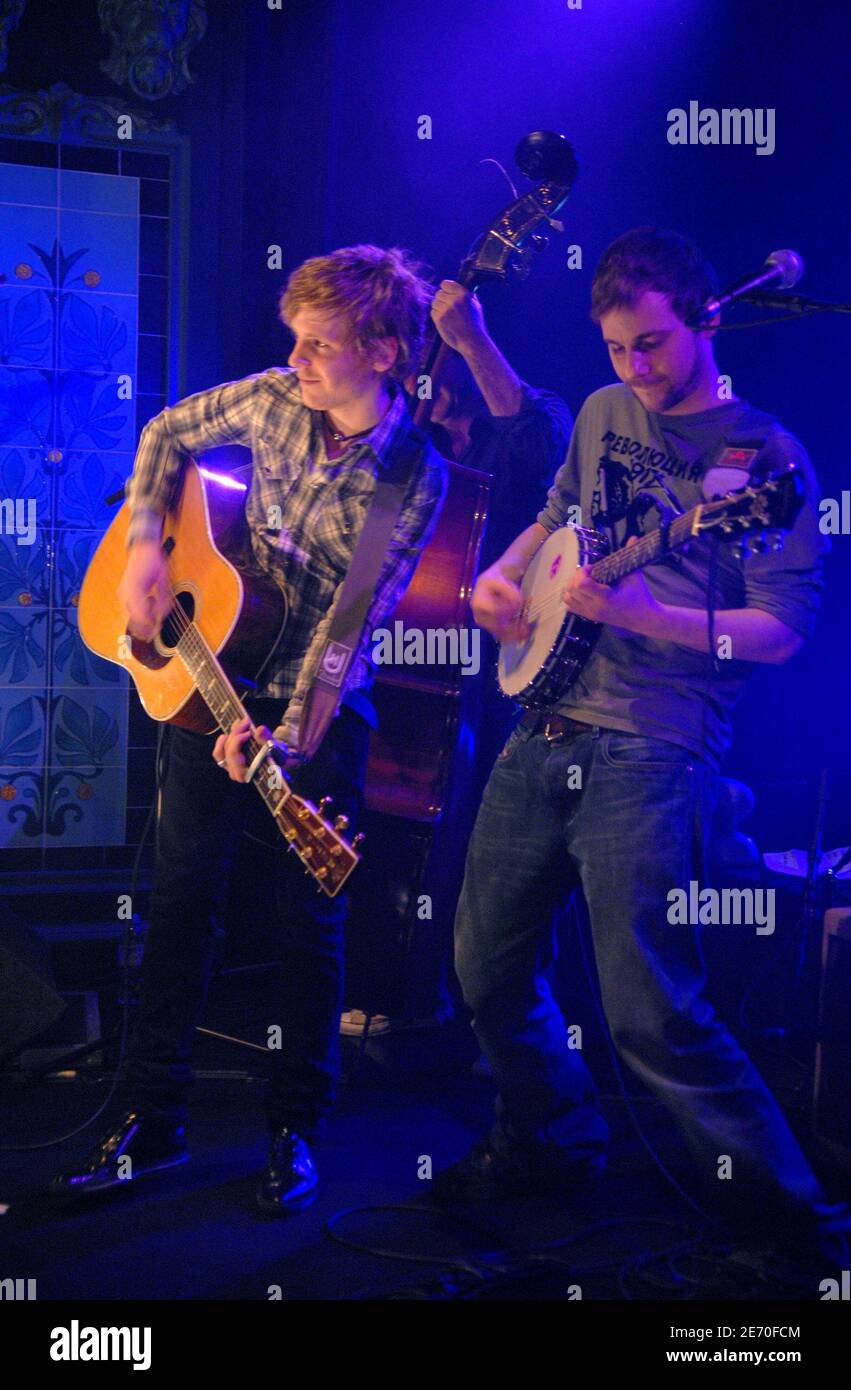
[589,507,698,585]
[171,615,358,897]
[174,623,288,821]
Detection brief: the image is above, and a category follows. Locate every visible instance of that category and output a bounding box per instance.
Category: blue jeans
[454,719,827,1226]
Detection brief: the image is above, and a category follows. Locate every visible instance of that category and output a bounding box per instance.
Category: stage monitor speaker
[0,917,67,1062]
[813,908,851,1151]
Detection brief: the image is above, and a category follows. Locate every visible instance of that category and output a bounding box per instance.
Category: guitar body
[79,461,288,733]
[498,524,607,708]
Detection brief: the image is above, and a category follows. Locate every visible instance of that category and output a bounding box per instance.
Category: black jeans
[124,701,369,1138]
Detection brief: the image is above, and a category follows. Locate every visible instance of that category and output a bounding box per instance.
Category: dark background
[7,0,851,855]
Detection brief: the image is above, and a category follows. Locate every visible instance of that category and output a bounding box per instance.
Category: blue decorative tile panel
[59,291,136,376]
[0,288,53,367]
[59,170,138,216]
[57,209,139,296]
[55,450,133,531]
[57,372,137,453]
[0,527,50,609]
[0,606,47,687]
[52,604,126,691]
[0,162,59,208]
[0,366,54,448]
[0,159,144,851]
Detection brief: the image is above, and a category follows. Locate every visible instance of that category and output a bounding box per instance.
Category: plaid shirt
[126,367,448,747]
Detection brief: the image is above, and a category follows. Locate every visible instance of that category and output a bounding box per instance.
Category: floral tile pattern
[0,157,146,850]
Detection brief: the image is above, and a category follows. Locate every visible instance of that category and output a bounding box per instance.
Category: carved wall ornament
[97,0,208,102]
[0,0,26,76]
[0,80,176,138]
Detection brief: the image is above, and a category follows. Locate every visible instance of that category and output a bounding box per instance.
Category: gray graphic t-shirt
[536,384,827,768]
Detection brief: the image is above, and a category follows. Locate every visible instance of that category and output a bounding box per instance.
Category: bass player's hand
[118,540,172,642]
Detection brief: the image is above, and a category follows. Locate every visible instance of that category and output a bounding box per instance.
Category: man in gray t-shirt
[441,227,847,1286]
[536,382,826,768]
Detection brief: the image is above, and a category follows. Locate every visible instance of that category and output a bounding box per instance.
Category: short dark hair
[590,227,719,326]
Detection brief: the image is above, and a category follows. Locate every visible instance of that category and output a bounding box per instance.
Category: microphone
[688,249,804,325]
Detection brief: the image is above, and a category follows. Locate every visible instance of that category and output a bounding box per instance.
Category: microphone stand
[784,768,834,1062]
[738,291,851,315]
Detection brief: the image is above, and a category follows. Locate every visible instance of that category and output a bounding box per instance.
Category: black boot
[256,1126,319,1215]
[49,1110,188,1198]
[431,1135,606,1204]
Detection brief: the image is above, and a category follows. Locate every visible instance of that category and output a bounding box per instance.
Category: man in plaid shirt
[52,246,447,1215]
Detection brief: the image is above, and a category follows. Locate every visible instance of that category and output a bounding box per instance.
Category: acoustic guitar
[78,459,361,897]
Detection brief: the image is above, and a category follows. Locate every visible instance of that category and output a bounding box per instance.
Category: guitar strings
[163,608,351,873]
[522,524,686,623]
[524,560,625,621]
[153,592,270,770]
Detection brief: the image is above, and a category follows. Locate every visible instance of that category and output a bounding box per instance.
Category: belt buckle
[543,719,563,744]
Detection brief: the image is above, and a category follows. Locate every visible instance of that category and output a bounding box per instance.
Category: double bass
[364,131,579,822]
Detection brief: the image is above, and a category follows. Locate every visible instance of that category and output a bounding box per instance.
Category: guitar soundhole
[159,591,195,650]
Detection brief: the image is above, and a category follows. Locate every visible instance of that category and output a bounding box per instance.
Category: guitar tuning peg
[751,532,769,554]
[731,540,749,561]
[352,832,365,850]
[333,813,349,831]
[318,797,333,815]
[768,530,785,552]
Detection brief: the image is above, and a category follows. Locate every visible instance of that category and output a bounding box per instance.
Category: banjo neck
[589,507,698,584]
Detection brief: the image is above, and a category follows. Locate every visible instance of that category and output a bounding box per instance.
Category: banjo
[497,466,805,708]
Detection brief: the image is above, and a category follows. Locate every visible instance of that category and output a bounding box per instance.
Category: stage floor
[1,1029,847,1302]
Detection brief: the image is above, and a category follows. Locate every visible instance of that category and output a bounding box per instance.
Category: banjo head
[498,525,582,700]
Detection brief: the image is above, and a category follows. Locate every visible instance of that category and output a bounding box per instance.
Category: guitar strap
[296,427,426,761]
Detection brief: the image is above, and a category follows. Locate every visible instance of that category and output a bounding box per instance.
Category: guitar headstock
[694,466,805,554]
[458,131,578,288]
[275,792,362,897]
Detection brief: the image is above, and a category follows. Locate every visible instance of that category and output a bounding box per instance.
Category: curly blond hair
[278,244,432,380]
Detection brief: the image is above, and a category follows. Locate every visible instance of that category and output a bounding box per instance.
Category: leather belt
[520,711,597,742]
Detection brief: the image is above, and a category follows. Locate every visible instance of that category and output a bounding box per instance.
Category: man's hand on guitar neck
[213,718,302,784]
[561,536,662,633]
[119,539,172,642]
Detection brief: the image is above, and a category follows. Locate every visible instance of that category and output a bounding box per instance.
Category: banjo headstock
[695,466,805,546]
